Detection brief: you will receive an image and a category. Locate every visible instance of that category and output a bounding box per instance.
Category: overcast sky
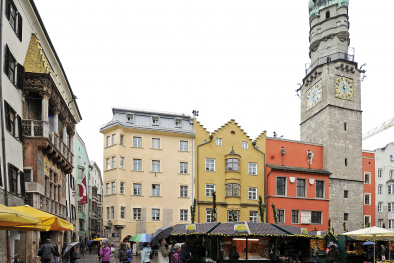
[34,0,394,171]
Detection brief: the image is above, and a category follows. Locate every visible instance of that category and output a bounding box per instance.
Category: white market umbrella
[342,226,394,263]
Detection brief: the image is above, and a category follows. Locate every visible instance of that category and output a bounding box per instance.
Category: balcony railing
[305,51,355,76]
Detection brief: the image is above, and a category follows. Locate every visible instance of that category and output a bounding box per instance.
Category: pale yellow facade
[101,109,193,238]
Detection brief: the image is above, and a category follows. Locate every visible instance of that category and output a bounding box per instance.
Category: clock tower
[300,0,363,231]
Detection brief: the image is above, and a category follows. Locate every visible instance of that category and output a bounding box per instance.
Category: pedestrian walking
[62,243,69,263]
[119,243,130,263]
[126,244,132,263]
[79,242,85,256]
[326,244,339,263]
[100,242,111,263]
[69,246,80,263]
[229,246,240,263]
[158,239,172,263]
[313,243,319,263]
[38,239,55,263]
[88,242,93,254]
[141,242,151,263]
[53,242,60,263]
[171,244,182,263]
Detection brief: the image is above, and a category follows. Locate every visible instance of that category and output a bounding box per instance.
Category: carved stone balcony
[22,120,74,173]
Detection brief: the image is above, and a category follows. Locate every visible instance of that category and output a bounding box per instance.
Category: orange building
[265,138,330,231]
[362,151,375,227]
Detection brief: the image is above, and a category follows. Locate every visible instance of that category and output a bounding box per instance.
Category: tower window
[317,28,321,34]
[344,123,347,131]
[345,158,348,166]
[337,21,341,27]
[326,11,330,19]
[344,190,348,198]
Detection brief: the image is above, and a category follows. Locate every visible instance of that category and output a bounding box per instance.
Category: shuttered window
[8,163,18,194]
[5,0,22,41]
[4,45,16,84]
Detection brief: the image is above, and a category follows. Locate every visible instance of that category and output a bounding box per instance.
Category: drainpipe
[252,143,267,222]
[197,135,213,223]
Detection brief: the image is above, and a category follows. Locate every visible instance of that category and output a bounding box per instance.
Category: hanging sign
[301,228,308,235]
[186,224,196,232]
[234,224,248,233]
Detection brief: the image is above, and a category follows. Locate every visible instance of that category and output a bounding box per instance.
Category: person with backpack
[100,242,111,263]
[141,242,152,263]
[171,244,182,263]
[38,239,55,263]
[119,243,130,263]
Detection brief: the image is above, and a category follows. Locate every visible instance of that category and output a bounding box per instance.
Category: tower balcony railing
[305,51,355,76]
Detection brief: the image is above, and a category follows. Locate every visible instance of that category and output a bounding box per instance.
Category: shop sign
[234,224,248,233]
[301,210,311,224]
[301,228,308,235]
[186,224,196,232]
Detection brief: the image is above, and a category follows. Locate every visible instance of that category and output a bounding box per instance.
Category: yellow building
[194,120,266,223]
[100,108,193,243]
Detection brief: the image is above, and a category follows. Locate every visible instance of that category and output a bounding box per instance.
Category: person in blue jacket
[141,242,152,263]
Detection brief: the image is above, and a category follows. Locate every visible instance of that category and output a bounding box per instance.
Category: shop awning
[210,222,287,237]
[10,205,73,231]
[171,223,220,236]
[0,204,41,227]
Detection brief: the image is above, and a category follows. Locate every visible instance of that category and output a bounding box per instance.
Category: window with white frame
[248,163,257,175]
[127,114,134,123]
[206,209,212,223]
[249,211,258,222]
[242,142,248,149]
[316,181,324,198]
[120,157,124,169]
[227,210,240,222]
[206,159,215,172]
[133,184,141,196]
[112,182,116,194]
[106,207,110,219]
[378,185,383,195]
[133,159,142,171]
[133,137,142,148]
[106,183,110,195]
[180,141,188,152]
[106,136,110,147]
[248,187,257,200]
[112,134,116,145]
[297,179,306,197]
[120,206,125,219]
[389,203,394,212]
[378,219,383,228]
[112,157,116,169]
[180,162,188,174]
[389,185,394,195]
[152,184,160,196]
[390,220,394,229]
[277,209,285,223]
[226,184,240,197]
[391,170,394,179]
[226,158,240,172]
[277,177,286,196]
[106,158,110,170]
[120,182,124,195]
[111,206,115,219]
[180,186,188,197]
[206,184,215,197]
[365,216,371,227]
[216,138,222,146]
[378,202,383,212]
[180,210,188,221]
[152,138,160,149]
[152,209,160,221]
[152,160,160,172]
[152,116,159,126]
[364,173,370,184]
[133,208,141,220]
[378,169,382,178]
[175,119,182,128]
[291,210,299,224]
[364,193,371,205]
[120,134,124,146]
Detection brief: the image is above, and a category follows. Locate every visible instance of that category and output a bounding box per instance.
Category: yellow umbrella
[11,205,73,231]
[0,203,41,227]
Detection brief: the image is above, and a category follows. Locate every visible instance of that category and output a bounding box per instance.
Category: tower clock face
[335,76,354,100]
[306,80,322,110]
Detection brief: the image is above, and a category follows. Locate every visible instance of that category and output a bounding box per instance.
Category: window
[277,210,285,223]
[152,184,160,196]
[337,21,341,27]
[344,122,347,131]
[248,163,257,175]
[127,114,134,123]
[180,141,188,151]
[297,179,306,197]
[120,182,124,195]
[226,184,240,197]
[120,157,124,169]
[120,206,125,219]
[133,159,142,171]
[106,136,110,147]
[106,183,110,195]
[112,182,116,194]
[175,119,182,128]
[390,185,394,195]
[4,46,16,84]
[206,209,212,223]
[317,28,321,34]
[133,208,141,220]
[206,159,215,172]
[390,170,394,179]
[106,158,110,170]
[111,206,115,219]
[378,202,383,213]
[344,20,347,26]
[180,210,188,221]
[152,160,160,172]
[120,135,124,146]
[226,158,240,172]
[242,142,248,149]
[133,184,141,196]
[106,207,110,219]
[316,181,324,198]
[180,186,188,197]
[344,213,348,221]
[77,167,83,179]
[248,187,257,200]
[378,169,382,178]
[364,193,371,205]
[180,162,188,174]
[291,210,299,224]
[152,138,160,149]
[249,211,258,223]
[344,190,348,198]
[4,101,16,137]
[133,137,142,148]
[152,116,159,126]
[206,184,215,197]
[345,158,348,166]
[112,157,116,169]
[378,185,382,195]
[389,203,394,212]
[379,219,383,228]
[365,216,371,226]
[216,138,222,146]
[364,173,370,184]
[227,210,240,222]
[152,209,160,221]
[276,177,286,196]
[389,220,394,229]
[326,11,330,19]
[112,134,116,145]
[311,211,322,224]
[9,164,18,194]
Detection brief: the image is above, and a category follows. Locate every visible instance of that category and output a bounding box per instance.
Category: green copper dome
[309,0,349,20]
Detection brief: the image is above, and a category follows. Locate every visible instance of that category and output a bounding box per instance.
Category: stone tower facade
[300,0,364,231]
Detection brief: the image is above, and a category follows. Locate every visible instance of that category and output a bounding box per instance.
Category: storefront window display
[310,239,326,253]
[220,237,271,260]
[277,237,311,263]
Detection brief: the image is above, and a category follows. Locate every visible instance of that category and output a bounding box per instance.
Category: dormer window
[126,114,134,123]
[326,11,330,19]
[226,158,240,172]
[152,116,159,126]
[175,119,182,128]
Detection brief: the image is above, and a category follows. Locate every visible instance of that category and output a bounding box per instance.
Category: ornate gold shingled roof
[24,34,53,74]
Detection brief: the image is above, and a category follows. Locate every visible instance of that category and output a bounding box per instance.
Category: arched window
[326,11,330,19]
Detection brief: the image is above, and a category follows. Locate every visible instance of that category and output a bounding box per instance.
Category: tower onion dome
[309,0,349,20]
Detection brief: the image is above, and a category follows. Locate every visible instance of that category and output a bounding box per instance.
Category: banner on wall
[79,177,87,205]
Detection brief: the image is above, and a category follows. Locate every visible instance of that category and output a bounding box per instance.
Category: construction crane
[363,117,394,141]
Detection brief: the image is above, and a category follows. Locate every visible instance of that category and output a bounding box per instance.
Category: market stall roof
[272,224,320,238]
[172,222,220,235]
[310,230,328,237]
[171,224,186,234]
[11,205,73,231]
[210,222,287,236]
[0,204,42,228]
